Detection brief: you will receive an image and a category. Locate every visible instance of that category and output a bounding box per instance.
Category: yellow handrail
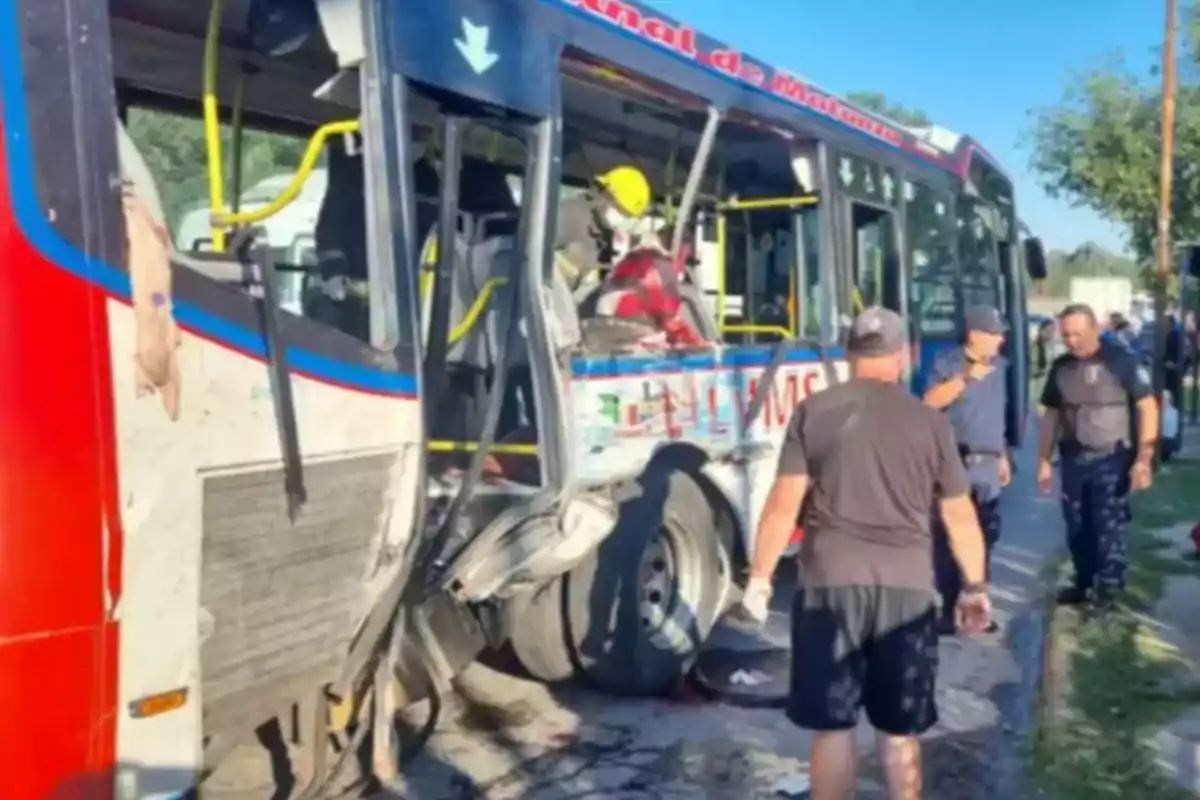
[718,195,820,212]
[722,323,793,338]
[426,441,539,455]
[419,271,508,346]
[449,277,507,345]
[417,238,508,348]
[202,1,360,248]
[202,0,227,252]
[213,119,361,228]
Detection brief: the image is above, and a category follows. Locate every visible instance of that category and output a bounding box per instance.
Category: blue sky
[646,0,1163,254]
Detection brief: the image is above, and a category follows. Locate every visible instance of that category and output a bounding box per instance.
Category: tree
[846,91,931,127]
[1026,3,1200,298]
[126,107,309,234]
[1035,242,1141,297]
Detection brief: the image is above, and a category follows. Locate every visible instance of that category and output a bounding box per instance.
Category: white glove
[738,577,773,624]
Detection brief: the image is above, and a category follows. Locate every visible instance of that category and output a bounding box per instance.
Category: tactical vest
[1054,354,1132,451]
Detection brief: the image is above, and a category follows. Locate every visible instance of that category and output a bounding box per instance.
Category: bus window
[705,124,824,346]
[905,180,958,336]
[958,200,1002,309]
[125,107,334,318]
[849,203,901,312]
[118,104,386,343]
[837,152,902,316]
[557,52,717,353]
[797,205,825,340]
[717,207,793,345]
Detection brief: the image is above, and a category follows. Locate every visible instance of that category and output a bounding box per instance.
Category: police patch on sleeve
[1135,365,1151,388]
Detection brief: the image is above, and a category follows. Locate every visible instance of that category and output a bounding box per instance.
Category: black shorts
[787,585,939,735]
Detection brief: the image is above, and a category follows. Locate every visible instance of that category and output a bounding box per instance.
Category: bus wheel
[509,471,729,696]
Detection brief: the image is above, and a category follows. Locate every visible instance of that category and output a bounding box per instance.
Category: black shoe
[1057,587,1089,606]
[937,616,958,637]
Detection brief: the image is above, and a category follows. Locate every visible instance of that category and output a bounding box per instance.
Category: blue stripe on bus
[571,345,847,377]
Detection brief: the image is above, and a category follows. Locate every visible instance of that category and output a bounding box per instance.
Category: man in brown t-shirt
[740,307,991,800]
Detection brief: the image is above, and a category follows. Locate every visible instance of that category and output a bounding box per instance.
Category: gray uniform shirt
[929,347,1009,501]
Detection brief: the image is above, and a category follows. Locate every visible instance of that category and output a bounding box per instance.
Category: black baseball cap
[965,305,1006,335]
[848,307,906,356]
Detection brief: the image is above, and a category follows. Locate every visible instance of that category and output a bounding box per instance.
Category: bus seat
[314,136,367,282]
[429,234,523,444]
[459,159,518,218]
[447,235,517,368]
[312,133,369,339]
[414,157,440,249]
[445,158,524,412]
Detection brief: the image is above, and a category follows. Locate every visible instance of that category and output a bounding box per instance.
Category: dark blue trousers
[1060,449,1132,600]
[934,490,1002,621]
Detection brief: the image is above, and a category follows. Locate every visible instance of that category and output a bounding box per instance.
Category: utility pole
[1153,0,1178,423]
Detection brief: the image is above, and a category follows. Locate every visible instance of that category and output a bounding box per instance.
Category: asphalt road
[386,440,1064,799]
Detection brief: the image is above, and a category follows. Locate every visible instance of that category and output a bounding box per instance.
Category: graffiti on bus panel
[571,363,829,480]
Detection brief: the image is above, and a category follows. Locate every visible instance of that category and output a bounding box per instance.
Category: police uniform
[927,307,1009,631]
[1041,340,1153,604]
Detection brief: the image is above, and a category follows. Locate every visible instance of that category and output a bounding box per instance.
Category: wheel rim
[639,527,679,629]
[637,520,705,655]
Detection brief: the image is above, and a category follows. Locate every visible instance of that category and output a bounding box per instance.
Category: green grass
[1030,458,1200,800]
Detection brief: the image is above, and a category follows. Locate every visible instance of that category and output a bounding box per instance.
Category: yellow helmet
[596,165,651,218]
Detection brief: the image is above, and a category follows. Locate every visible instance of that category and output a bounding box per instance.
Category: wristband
[962,582,987,595]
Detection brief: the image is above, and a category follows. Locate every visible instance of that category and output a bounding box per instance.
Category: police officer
[1038,303,1160,613]
[924,305,1010,635]
[740,307,990,800]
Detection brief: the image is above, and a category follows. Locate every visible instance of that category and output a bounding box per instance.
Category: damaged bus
[0,0,1046,795]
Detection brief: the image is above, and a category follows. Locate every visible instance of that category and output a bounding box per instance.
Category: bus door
[904,180,960,395]
[960,199,1025,445]
[992,200,1031,446]
[834,152,905,326]
[415,98,551,553]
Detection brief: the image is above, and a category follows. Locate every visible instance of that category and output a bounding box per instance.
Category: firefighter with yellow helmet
[554,164,651,289]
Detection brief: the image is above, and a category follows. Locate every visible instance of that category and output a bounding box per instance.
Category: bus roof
[562,0,1017,183]
[392,0,1006,186]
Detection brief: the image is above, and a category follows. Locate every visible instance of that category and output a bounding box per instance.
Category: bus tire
[503,577,576,683]
[509,470,729,696]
